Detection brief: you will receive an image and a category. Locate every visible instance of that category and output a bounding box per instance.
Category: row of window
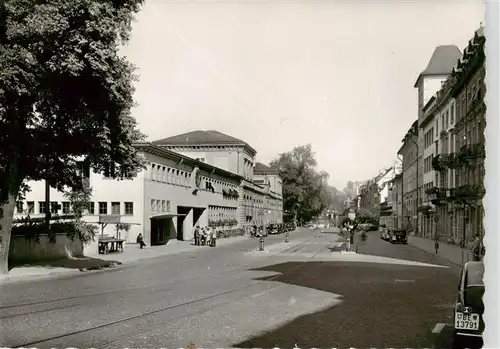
[423,155,433,174]
[16,201,134,216]
[149,163,239,194]
[208,205,237,221]
[151,199,171,213]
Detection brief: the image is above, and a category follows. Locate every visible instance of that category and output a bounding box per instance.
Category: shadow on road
[235,261,458,348]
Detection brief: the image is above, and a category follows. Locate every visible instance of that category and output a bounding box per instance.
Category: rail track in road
[11,238,326,348]
[2,234,321,324]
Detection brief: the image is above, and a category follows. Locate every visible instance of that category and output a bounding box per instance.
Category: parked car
[388,229,408,244]
[452,261,484,349]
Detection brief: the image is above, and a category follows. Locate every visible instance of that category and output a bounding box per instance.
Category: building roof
[254,162,278,174]
[153,130,257,155]
[414,45,462,87]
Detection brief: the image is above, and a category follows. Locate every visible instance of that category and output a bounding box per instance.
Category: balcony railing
[424,187,448,205]
[448,184,486,203]
[431,155,446,172]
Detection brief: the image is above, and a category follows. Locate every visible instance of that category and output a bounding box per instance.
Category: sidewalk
[408,235,473,266]
[87,235,249,264]
[1,236,249,285]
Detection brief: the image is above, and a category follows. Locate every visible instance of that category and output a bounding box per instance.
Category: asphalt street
[0,228,461,348]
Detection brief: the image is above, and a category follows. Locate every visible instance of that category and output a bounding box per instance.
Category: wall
[9,234,83,260]
[15,168,145,241]
[423,76,448,109]
[142,152,240,244]
[164,146,256,180]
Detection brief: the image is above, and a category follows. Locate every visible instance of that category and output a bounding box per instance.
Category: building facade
[397,121,419,232]
[391,173,403,229]
[414,45,463,237]
[15,131,284,247]
[429,27,486,244]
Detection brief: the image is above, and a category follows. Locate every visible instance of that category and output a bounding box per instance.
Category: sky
[122,0,485,189]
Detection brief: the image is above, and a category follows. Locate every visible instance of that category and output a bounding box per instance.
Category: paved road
[0,228,460,348]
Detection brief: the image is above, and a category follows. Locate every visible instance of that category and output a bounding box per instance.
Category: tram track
[12,244,325,348]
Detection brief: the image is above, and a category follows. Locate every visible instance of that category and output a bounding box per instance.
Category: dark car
[452,261,484,349]
[388,229,407,244]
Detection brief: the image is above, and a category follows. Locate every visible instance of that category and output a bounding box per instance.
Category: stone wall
[9,234,84,260]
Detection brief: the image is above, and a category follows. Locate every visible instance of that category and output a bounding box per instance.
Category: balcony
[425,187,448,205]
[431,155,446,172]
[448,184,485,203]
[458,144,485,167]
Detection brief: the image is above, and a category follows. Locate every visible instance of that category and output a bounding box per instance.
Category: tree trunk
[0,194,16,274]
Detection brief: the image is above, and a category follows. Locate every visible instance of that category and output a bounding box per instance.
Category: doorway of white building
[176,206,206,241]
[150,213,184,245]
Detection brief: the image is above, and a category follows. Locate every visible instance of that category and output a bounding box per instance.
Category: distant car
[388,229,407,244]
[452,261,484,349]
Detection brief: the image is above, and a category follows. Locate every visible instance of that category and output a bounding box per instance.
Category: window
[87,202,95,215]
[50,202,59,214]
[435,120,439,133]
[161,200,166,212]
[450,104,455,124]
[111,202,120,215]
[166,200,171,212]
[27,201,34,214]
[103,163,116,178]
[39,201,47,214]
[441,113,445,130]
[445,110,449,128]
[196,158,205,162]
[16,202,23,214]
[99,202,108,215]
[125,202,134,215]
[156,199,161,212]
[151,199,157,212]
[62,201,71,214]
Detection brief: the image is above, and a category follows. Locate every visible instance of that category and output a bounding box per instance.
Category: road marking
[432,322,447,334]
[394,279,416,283]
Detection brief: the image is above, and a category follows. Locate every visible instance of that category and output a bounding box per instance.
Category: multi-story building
[414,45,463,237]
[15,130,284,248]
[391,173,403,229]
[397,121,419,232]
[153,130,283,228]
[429,26,486,245]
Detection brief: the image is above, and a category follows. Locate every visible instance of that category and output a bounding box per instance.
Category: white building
[414,44,462,237]
[14,131,283,249]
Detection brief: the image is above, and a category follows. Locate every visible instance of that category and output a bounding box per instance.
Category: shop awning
[150,213,186,220]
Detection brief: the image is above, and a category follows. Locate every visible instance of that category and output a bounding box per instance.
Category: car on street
[452,261,484,349]
[387,229,408,244]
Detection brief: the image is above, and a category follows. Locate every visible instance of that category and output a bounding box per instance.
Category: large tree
[270,144,334,224]
[0,0,146,273]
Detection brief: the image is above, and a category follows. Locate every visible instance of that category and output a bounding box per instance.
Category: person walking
[434,238,439,254]
[211,228,217,247]
[471,234,482,261]
[194,226,200,246]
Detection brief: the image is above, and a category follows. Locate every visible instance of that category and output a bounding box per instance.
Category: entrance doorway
[177,206,191,240]
[150,218,168,245]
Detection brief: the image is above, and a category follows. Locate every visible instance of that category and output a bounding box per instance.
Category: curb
[407,240,463,268]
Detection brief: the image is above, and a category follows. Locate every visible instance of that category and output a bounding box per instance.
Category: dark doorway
[177,207,191,240]
[193,207,205,228]
[150,218,168,245]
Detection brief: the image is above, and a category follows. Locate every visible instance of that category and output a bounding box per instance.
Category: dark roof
[153,130,257,155]
[254,162,278,173]
[414,45,462,87]
[154,130,245,146]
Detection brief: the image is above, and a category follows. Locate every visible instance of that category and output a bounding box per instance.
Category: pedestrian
[211,229,217,247]
[200,228,206,246]
[136,233,146,249]
[194,226,200,246]
[434,238,439,254]
[471,234,482,261]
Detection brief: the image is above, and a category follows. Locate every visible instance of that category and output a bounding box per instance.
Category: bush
[11,220,97,244]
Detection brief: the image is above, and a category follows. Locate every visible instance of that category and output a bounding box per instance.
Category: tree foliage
[0,0,146,273]
[270,144,335,224]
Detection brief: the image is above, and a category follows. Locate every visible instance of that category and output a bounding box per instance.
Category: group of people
[193,226,217,247]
